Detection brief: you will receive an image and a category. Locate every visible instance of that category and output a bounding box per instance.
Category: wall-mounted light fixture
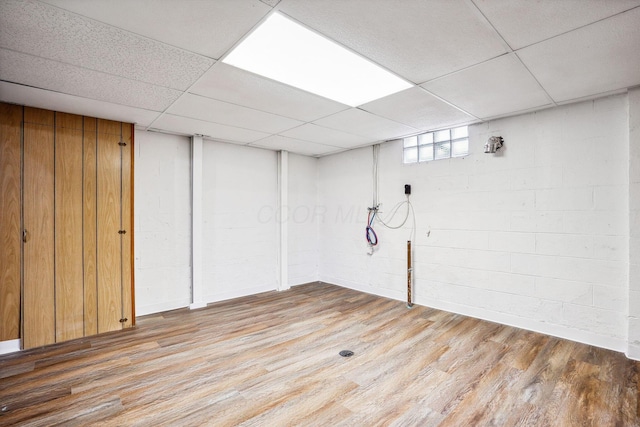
[484,136,504,154]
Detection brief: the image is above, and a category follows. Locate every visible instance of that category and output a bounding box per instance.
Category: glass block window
[403,126,468,164]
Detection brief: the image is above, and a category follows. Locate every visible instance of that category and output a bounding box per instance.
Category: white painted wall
[319,95,630,352]
[134,130,192,316]
[134,134,322,315]
[288,153,320,285]
[628,88,640,358]
[133,93,635,356]
[201,141,279,301]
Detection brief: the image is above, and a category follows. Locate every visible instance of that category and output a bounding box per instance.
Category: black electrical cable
[366,209,378,246]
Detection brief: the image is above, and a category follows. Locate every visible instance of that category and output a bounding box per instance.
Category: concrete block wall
[134,131,192,316]
[133,92,637,356]
[134,135,321,314]
[629,88,640,358]
[201,141,279,301]
[319,94,630,352]
[287,153,320,285]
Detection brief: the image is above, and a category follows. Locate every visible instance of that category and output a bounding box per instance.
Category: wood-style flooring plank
[0,282,638,426]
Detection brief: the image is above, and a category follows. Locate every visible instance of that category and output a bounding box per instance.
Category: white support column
[278,150,290,291]
[190,135,206,309]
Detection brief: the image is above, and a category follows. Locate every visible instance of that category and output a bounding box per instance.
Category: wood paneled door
[0,103,22,343]
[0,102,134,350]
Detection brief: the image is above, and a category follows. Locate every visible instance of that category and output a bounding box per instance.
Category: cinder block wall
[134,92,636,355]
[134,136,320,316]
[319,94,630,352]
[628,88,640,358]
[134,131,192,316]
[201,142,279,301]
[287,153,320,285]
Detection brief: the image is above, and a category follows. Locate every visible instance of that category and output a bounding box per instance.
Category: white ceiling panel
[281,124,371,148]
[277,0,507,84]
[190,62,349,122]
[2,1,639,157]
[40,0,272,59]
[422,54,552,119]
[313,108,419,140]
[0,49,181,112]
[361,87,476,131]
[166,93,303,134]
[517,8,640,103]
[149,114,269,144]
[0,81,160,126]
[473,0,640,50]
[0,0,214,90]
[250,135,342,157]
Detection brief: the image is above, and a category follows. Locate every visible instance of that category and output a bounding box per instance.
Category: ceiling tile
[278,0,507,83]
[260,0,281,7]
[0,81,160,126]
[190,62,349,122]
[167,93,303,134]
[0,0,214,90]
[422,54,552,119]
[313,108,419,140]
[361,87,476,131]
[0,49,181,111]
[473,0,640,49]
[517,8,640,103]
[250,135,342,157]
[280,123,371,148]
[40,0,271,59]
[149,114,269,144]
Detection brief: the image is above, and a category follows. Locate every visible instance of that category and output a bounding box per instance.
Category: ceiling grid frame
[0,0,637,156]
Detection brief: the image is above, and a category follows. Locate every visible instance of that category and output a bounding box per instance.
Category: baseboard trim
[136,299,191,316]
[0,339,21,355]
[189,302,207,310]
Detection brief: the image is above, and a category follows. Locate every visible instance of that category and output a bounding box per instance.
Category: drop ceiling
[1,0,639,157]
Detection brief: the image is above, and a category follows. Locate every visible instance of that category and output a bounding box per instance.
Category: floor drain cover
[339,350,354,357]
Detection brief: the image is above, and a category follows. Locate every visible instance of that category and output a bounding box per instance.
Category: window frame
[403,126,468,164]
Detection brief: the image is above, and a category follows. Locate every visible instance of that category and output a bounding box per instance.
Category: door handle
[23,229,28,243]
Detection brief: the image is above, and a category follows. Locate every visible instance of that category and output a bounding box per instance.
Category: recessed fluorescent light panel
[222,13,412,107]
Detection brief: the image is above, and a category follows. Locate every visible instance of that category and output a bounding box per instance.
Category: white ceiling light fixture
[222,12,413,107]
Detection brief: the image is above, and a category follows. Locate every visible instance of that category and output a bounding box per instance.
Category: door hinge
[119,318,128,323]
[118,230,127,234]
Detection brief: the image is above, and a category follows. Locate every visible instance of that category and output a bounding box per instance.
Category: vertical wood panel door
[83,117,98,337]
[97,121,123,333]
[0,103,134,350]
[22,108,56,349]
[0,103,22,341]
[55,113,84,342]
[121,124,133,328]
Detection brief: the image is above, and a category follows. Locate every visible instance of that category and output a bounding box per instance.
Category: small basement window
[403,126,468,164]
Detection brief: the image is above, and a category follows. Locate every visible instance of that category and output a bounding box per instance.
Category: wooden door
[97,120,131,333]
[121,123,133,329]
[0,103,22,342]
[54,113,85,341]
[22,108,56,349]
[83,117,99,337]
[0,103,134,350]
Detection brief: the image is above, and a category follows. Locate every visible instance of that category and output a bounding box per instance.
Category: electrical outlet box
[404,184,411,195]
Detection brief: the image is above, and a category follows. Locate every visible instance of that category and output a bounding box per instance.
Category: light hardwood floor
[1,282,639,426]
